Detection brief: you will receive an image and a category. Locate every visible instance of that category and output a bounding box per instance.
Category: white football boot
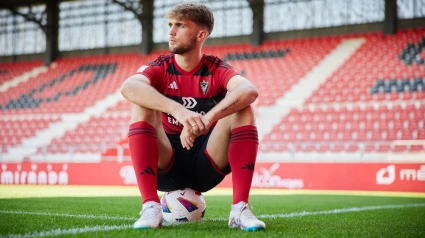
[133,201,163,229]
[228,201,266,231]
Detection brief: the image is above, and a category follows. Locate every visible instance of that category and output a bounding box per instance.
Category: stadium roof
[0,0,74,9]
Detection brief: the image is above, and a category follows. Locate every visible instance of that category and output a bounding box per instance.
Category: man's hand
[190,115,211,137]
[173,109,211,149]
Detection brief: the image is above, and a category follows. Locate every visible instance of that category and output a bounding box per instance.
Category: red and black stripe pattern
[128,124,157,139]
[230,126,258,144]
[147,54,173,66]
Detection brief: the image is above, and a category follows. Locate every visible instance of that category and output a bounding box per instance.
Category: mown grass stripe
[4,203,425,237]
[8,225,132,238]
[257,203,425,219]
[193,203,425,221]
[0,210,135,221]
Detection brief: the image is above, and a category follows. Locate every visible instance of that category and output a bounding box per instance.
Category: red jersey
[137,54,239,134]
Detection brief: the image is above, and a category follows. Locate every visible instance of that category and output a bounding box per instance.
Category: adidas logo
[140,166,156,176]
[241,162,255,171]
[168,81,178,89]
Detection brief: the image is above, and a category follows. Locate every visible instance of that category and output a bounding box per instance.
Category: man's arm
[205,75,258,123]
[120,74,209,149]
[121,74,183,115]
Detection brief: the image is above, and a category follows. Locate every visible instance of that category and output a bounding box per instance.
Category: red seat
[331,145,345,152]
[344,145,358,152]
[409,145,424,152]
[378,145,391,152]
[365,144,376,152]
[393,145,407,152]
[318,145,330,152]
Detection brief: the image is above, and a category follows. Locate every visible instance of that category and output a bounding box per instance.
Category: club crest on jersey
[200,80,208,94]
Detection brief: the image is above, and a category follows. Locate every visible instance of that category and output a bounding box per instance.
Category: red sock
[128,121,160,204]
[228,125,258,204]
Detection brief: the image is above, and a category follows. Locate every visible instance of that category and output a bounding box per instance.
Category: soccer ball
[160,188,206,223]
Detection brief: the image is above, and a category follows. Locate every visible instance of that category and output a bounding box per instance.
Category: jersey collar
[172,54,205,76]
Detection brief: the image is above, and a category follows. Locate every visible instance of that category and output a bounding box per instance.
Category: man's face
[168,18,199,54]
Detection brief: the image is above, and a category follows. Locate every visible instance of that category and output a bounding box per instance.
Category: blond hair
[166,3,214,35]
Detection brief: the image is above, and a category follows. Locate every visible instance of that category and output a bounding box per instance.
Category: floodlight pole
[249,0,265,46]
[384,0,397,35]
[140,0,153,55]
[45,0,59,66]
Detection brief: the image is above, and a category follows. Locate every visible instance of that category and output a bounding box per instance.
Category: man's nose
[169,26,176,35]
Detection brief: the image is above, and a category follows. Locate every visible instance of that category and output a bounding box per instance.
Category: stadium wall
[1,162,424,192]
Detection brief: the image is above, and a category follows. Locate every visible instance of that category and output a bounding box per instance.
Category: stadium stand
[0,53,145,160]
[306,28,425,104]
[0,117,61,153]
[0,61,43,85]
[0,54,143,114]
[1,28,424,161]
[261,103,424,151]
[206,37,342,106]
[260,28,425,156]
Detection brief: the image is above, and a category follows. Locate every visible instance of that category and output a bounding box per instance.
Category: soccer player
[120,3,265,231]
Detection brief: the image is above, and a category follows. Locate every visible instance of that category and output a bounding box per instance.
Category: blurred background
[0,0,424,192]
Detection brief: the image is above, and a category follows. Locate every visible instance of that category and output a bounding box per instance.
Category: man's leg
[129,103,173,229]
[206,105,265,231]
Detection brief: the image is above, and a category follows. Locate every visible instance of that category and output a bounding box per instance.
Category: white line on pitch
[203,203,425,221]
[4,203,425,237]
[0,210,135,221]
[258,203,425,219]
[7,225,132,238]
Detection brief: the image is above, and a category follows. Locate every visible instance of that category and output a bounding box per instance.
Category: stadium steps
[0,64,50,92]
[257,38,366,140]
[3,88,124,161]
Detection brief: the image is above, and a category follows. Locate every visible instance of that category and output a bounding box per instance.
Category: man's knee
[231,105,256,129]
[130,104,161,126]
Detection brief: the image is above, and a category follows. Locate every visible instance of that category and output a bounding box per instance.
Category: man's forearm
[205,85,258,123]
[121,75,184,115]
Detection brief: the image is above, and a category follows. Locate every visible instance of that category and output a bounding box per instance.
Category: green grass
[1,195,425,237]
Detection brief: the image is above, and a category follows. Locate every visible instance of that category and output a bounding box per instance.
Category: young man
[120,3,265,231]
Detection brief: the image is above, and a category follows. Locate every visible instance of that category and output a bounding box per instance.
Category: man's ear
[198,30,208,41]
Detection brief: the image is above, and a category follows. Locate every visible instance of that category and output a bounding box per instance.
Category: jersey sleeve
[216,61,240,90]
[135,57,165,89]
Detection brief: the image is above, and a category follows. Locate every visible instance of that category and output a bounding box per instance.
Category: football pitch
[0,186,424,237]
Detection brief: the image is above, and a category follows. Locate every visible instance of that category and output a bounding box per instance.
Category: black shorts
[157,128,231,192]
